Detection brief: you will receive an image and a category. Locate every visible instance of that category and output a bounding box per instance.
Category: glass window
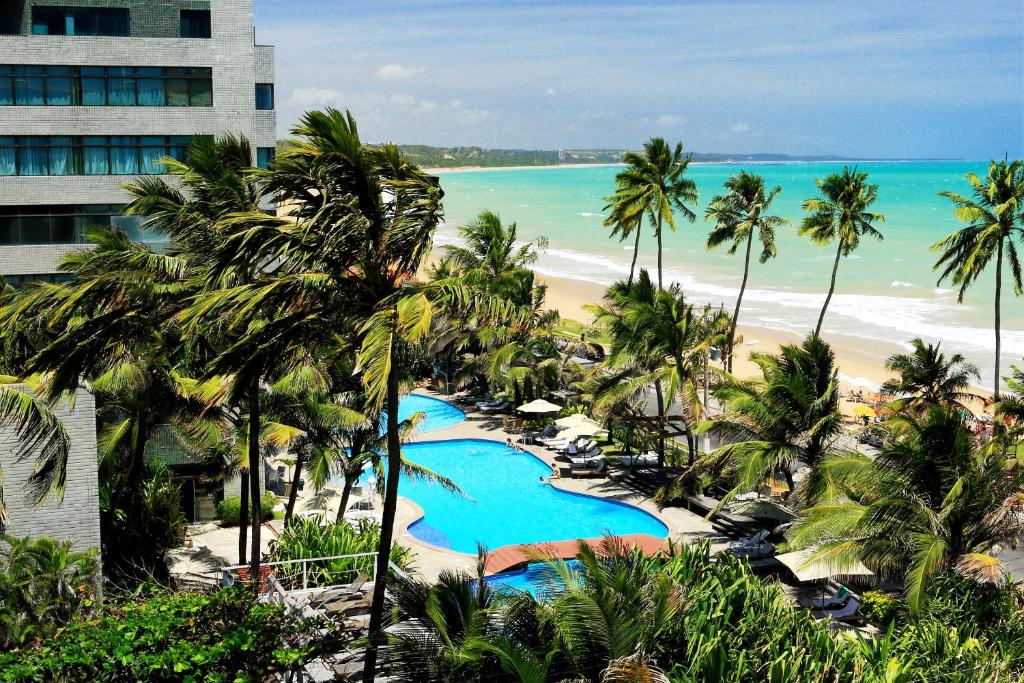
[190,78,212,106]
[81,77,106,105]
[107,76,135,106]
[31,8,63,35]
[166,78,189,106]
[46,76,74,105]
[18,138,49,175]
[257,147,275,169]
[139,137,166,174]
[180,10,211,38]
[0,76,12,106]
[137,77,165,106]
[48,136,73,175]
[14,67,44,105]
[0,137,14,175]
[168,136,191,163]
[110,136,138,174]
[50,215,75,243]
[20,215,50,244]
[31,7,128,37]
[95,8,129,36]
[255,83,274,110]
[83,137,109,175]
[0,217,18,245]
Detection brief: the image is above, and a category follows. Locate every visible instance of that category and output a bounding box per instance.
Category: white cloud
[656,114,683,126]
[389,93,417,106]
[417,99,438,112]
[545,87,557,97]
[287,87,341,108]
[730,122,752,133]
[449,98,464,109]
[376,63,424,80]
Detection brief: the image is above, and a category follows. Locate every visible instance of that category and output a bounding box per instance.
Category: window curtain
[83,137,108,174]
[47,137,72,175]
[137,75,164,106]
[139,139,165,174]
[17,138,48,175]
[107,76,135,106]
[81,78,106,105]
[0,138,14,176]
[109,137,137,174]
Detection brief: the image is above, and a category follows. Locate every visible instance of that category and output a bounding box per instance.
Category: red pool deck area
[484,534,667,574]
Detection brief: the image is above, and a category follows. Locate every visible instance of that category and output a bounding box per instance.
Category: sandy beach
[425,163,624,174]
[537,272,905,393]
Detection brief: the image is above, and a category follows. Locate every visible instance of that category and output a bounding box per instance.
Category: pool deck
[392,388,725,580]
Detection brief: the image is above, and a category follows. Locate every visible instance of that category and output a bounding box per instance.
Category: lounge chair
[569,455,607,469]
[808,586,852,610]
[480,400,510,414]
[729,541,775,560]
[620,451,659,467]
[728,529,770,553]
[568,446,602,461]
[821,597,860,621]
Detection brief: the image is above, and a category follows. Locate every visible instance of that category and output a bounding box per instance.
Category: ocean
[433,161,1023,389]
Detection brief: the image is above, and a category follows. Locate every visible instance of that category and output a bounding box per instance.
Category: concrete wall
[0,387,101,552]
[0,0,275,276]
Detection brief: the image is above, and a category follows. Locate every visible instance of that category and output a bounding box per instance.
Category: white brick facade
[0,0,275,276]
[0,387,101,551]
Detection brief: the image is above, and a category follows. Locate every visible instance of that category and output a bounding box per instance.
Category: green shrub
[0,587,340,682]
[270,516,413,588]
[217,492,277,526]
[861,589,901,626]
[0,536,99,651]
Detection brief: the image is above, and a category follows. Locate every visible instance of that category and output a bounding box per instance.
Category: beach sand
[537,273,902,392]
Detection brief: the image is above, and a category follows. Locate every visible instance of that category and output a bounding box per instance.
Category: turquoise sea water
[435,162,1022,388]
[371,438,668,554]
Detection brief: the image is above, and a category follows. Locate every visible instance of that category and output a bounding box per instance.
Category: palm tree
[589,270,716,466]
[995,364,1024,434]
[933,159,1024,399]
[604,210,644,288]
[444,209,548,281]
[881,338,980,414]
[790,406,1024,612]
[666,334,842,508]
[705,171,787,372]
[800,167,885,336]
[604,138,698,290]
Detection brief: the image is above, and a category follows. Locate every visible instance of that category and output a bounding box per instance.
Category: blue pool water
[377,438,668,553]
[394,393,465,432]
[487,560,582,595]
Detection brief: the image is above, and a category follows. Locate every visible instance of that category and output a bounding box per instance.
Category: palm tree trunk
[247,380,262,584]
[336,472,356,525]
[656,212,664,290]
[728,231,755,373]
[238,471,249,566]
[363,358,402,682]
[627,226,641,288]
[815,240,844,337]
[654,380,665,467]
[994,238,1003,400]
[283,449,305,527]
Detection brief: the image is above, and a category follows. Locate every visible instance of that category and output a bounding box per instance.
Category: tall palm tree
[604,138,698,290]
[881,338,980,414]
[790,406,1024,612]
[604,211,644,288]
[995,364,1024,434]
[665,334,842,508]
[933,159,1024,399]
[800,167,885,336]
[705,171,787,372]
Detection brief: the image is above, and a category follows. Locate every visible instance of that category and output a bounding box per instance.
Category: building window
[0,136,199,176]
[0,205,153,247]
[180,10,211,38]
[0,66,212,107]
[255,83,274,110]
[256,147,275,169]
[31,7,129,37]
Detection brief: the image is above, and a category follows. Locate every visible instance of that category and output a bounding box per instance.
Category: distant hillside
[276,142,851,168]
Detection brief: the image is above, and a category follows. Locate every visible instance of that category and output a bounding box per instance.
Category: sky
[254,0,1024,159]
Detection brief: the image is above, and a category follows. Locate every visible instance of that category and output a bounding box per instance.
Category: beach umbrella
[556,414,601,430]
[517,399,562,414]
[776,548,873,583]
[853,405,877,418]
[559,424,609,442]
[729,499,796,522]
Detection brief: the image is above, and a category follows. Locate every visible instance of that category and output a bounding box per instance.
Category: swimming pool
[487,560,582,595]
[393,393,466,432]
[381,438,668,554]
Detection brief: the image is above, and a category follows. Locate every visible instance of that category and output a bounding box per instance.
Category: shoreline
[424,162,624,174]
[423,158,963,175]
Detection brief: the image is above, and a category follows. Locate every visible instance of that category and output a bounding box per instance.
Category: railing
[219,553,416,596]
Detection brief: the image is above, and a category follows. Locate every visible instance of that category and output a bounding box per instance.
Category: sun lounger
[821,597,860,621]
[728,529,770,553]
[480,401,510,414]
[808,586,852,610]
[620,451,659,467]
[729,541,775,559]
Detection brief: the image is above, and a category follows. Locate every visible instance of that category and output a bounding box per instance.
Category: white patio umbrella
[555,414,602,430]
[776,548,873,583]
[558,424,609,442]
[517,399,563,414]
